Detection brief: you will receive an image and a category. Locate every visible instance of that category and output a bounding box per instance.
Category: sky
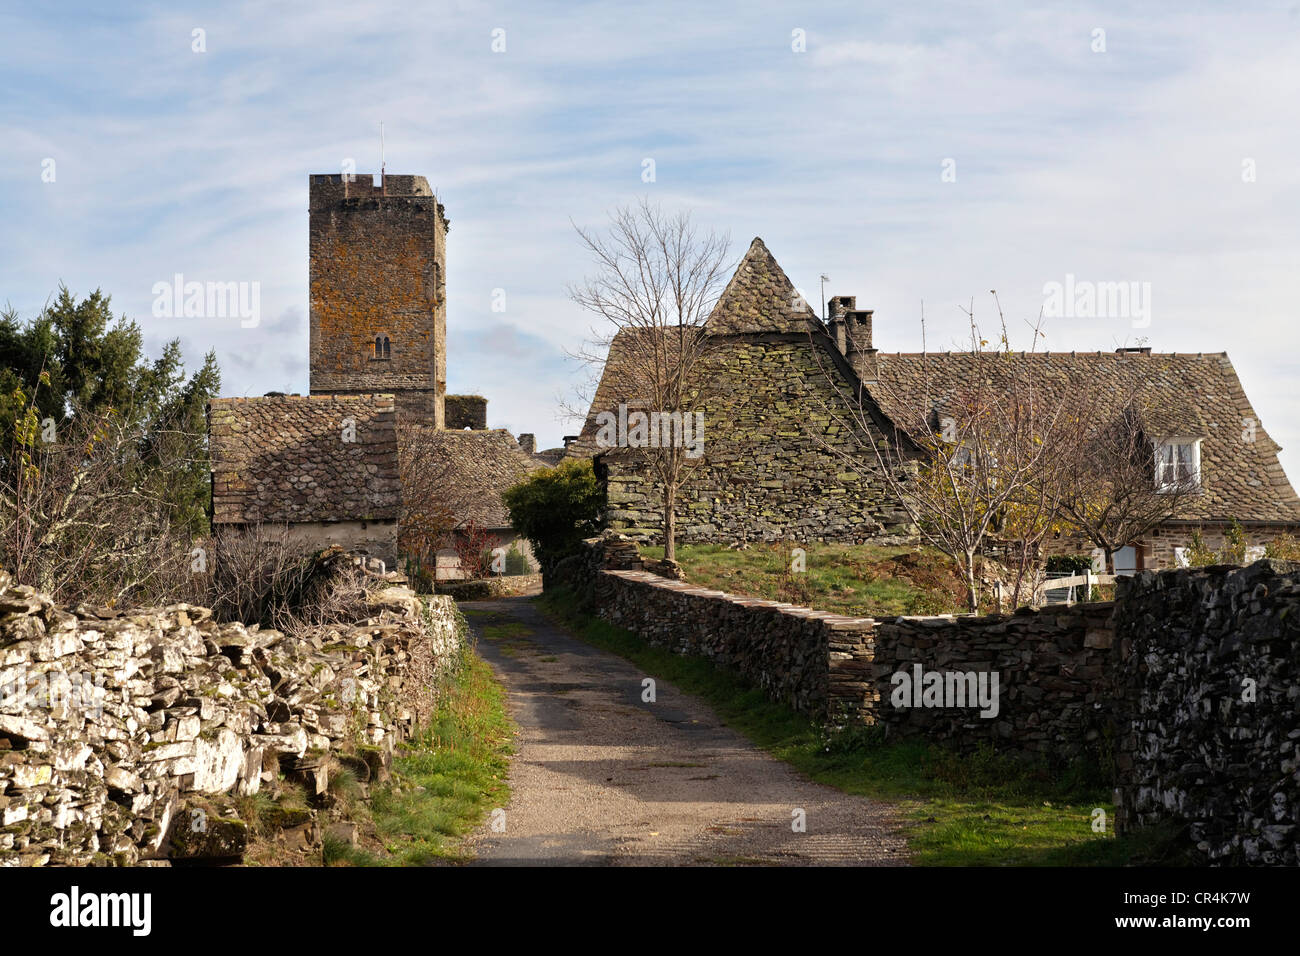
[2,1,1299,481]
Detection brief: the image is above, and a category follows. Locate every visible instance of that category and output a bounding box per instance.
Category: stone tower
[309,173,449,427]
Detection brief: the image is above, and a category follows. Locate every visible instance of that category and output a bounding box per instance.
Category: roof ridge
[705,237,818,334]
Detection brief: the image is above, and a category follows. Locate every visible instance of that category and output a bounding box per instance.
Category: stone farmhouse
[570,237,1300,571]
[208,174,555,571]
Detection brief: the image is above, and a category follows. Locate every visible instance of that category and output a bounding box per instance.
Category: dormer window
[1155,438,1200,492]
[373,335,391,360]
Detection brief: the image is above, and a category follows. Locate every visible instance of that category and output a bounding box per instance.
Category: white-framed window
[1154,438,1201,492]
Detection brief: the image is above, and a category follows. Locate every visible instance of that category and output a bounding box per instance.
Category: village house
[208,393,402,565]
[570,237,1300,571]
[208,173,555,572]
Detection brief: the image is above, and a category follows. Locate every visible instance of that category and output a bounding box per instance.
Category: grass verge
[538,586,1186,866]
[640,542,971,616]
[324,635,514,866]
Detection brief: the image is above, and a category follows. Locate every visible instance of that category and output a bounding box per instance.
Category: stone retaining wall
[435,574,542,601]
[588,559,1112,764]
[0,567,461,866]
[597,569,873,716]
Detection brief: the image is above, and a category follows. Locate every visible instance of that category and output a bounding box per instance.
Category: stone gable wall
[601,335,915,544]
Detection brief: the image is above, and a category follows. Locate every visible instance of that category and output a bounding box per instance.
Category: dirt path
[460,595,909,866]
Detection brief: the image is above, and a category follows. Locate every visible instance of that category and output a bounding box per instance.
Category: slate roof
[871,351,1300,524]
[571,235,1300,525]
[568,237,815,459]
[706,237,820,334]
[534,448,568,466]
[209,395,400,524]
[564,329,655,461]
[403,428,546,529]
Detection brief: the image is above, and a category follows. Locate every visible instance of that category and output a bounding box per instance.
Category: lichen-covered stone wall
[445,394,488,431]
[869,605,1115,762]
[564,536,1300,862]
[0,567,460,866]
[596,569,872,717]
[601,335,915,545]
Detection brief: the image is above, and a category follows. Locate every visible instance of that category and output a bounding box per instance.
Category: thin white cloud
[0,0,1296,480]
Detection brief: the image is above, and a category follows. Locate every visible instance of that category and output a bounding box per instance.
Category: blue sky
[3,1,1299,482]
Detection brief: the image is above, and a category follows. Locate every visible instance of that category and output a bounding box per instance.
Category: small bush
[502,458,606,575]
[1266,533,1300,562]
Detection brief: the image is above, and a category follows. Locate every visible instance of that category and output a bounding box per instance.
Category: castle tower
[309,173,448,427]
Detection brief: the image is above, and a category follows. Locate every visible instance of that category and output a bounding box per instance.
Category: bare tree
[1057,400,1198,573]
[198,525,370,634]
[0,388,202,607]
[396,424,464,578]
[568,200,732,564]
[808,296,1078,612]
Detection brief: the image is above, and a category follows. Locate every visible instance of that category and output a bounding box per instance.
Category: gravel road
[460,595,909,867]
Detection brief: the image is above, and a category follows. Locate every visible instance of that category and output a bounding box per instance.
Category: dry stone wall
[564,536,1300,862]
[0,568,460,866]
[869,605,1114,761]
[1110,560,1300,864]
[597,569,872,716]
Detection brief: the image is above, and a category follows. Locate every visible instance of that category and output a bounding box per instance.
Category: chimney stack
[826,294,877,383]
[518,433,536,456]
[827,295,854,354]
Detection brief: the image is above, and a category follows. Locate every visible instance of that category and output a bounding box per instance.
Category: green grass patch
[363,646,514,865]
[323,609,513,867]
[539,586,1175,866]
[641,542,970,617]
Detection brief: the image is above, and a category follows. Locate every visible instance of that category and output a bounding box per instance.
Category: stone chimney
[827,294,877,383]
[518,433,536,456]
[827,295,854,354]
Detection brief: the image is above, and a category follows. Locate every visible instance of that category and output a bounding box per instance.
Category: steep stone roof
[569,236,1300,526]
[404,428,545,529]
[706,237,820,334]
[209,395,400,524]
[871,351,1300,524]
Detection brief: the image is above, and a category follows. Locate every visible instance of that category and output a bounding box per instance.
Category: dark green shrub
[502,459,606,575]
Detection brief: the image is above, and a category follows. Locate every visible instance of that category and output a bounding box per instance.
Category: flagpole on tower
[380,121,386,194]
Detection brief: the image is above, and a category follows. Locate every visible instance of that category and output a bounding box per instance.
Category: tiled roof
[871,351,1300,524]
[209,395,400,524]
[706,237,820,334]
[404,428,545,529]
